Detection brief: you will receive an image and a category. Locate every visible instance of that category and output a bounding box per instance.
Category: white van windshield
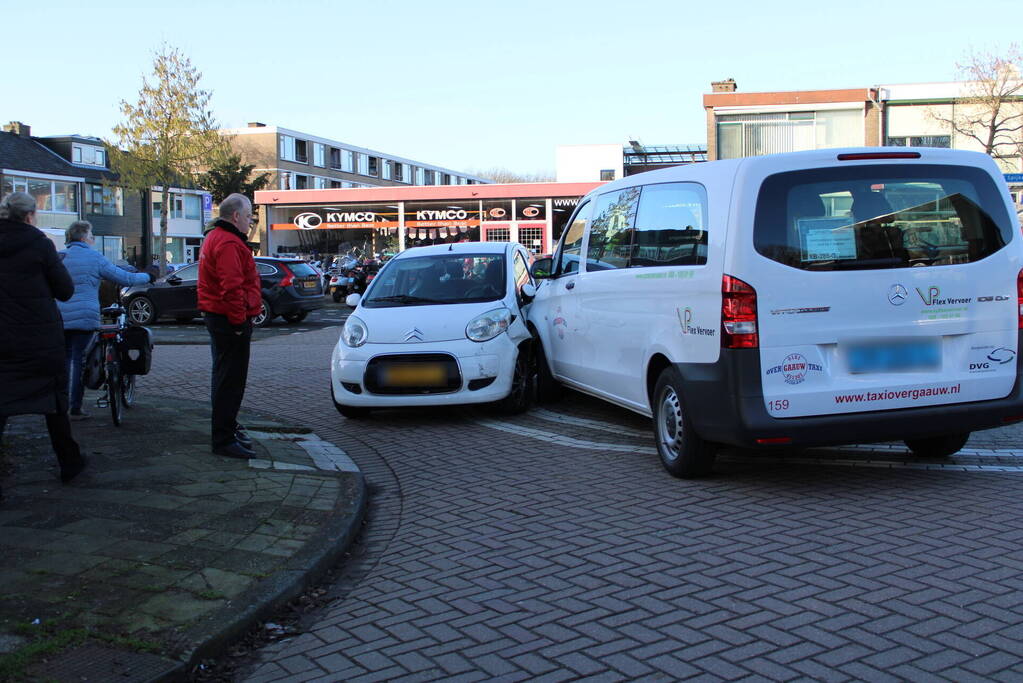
[754,164,1012,271]
[363,253,505,307]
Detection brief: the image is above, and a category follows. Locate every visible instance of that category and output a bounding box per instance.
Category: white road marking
[473,418,657,455]
[245,430,360,472]
[529,408,648,438]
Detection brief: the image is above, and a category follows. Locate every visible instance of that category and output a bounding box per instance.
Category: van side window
[555,200,590,276]
[585,188,640,271]
[631,183,709,267]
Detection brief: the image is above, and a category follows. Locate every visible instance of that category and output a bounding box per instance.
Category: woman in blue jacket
[58,221,151,418]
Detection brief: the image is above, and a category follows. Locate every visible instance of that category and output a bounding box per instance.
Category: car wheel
[282,311,308,324]
[533,335,563,403]
[496,345,535,414]
[252,298,273,327]
[904,432,970,458]
[652,366,716,478]
[127,296,157,325]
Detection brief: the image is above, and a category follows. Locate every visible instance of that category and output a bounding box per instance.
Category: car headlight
[466,307,511,342]
[341,315,368,347]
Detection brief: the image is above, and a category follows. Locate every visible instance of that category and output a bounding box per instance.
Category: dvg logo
[293,212,322,230]
[887,284,908,306]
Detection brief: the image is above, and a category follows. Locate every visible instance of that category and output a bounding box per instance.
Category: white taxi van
[527,148,1023,478]
[331,242,536,416]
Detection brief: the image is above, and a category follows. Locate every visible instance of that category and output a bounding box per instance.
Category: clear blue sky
[6,0,1020,175]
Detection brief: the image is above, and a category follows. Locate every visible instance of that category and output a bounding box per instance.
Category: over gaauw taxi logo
[766,353,823,385]
[677,308,715,336]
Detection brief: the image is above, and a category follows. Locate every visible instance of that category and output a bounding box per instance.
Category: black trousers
[205,313,252,448]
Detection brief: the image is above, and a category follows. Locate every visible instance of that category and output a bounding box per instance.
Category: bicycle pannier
[119,325,153,375]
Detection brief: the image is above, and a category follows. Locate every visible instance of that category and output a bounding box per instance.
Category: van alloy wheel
[652,367,715,478]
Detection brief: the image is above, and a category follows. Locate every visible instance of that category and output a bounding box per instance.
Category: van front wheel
[904,432,969,458]
[653,367,716,478]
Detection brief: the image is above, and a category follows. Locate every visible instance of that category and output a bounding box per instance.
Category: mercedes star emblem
[888,284,908,306]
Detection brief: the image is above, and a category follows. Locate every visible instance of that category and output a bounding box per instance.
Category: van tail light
[722,274,758,349]
[279,262,294,289]
[837,152,921,161]
[1017,268,1023,329]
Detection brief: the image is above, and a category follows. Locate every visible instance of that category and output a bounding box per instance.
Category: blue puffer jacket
[57,241,150,331]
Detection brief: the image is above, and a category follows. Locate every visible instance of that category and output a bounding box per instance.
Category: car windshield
[363,253,506,307]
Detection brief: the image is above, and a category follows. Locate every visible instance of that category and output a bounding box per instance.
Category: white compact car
[331,242,537,416]
[527,147,1023,478]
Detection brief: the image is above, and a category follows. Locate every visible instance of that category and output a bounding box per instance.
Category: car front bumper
[330,335,518,408]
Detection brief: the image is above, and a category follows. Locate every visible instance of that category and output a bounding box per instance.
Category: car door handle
[566,281,575,290]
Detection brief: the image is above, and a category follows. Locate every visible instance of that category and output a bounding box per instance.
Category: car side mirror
[345,293,362,307]
[530,257,553,280]
[166,276,181,285]
[520,283,536,301]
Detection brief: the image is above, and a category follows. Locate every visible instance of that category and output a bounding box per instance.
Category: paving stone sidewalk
[0,394,366,682]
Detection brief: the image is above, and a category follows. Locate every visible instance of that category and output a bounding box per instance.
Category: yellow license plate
[383,364,446,386]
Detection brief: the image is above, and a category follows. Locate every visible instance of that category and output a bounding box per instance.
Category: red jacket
[197,221,261,325]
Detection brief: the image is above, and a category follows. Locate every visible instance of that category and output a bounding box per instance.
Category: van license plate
[846,340,941,374]
[382,364,446,386]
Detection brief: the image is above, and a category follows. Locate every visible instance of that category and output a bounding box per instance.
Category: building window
[442,173,451,185]
[599,169,616,181]
[716,109,862,159]
[152,192,201,220]
[424,170,436,185]
[85,184,123,216]
[294,140,308,163]
[368,156,379,176]
[2,175,78,214]
[392,162,403,182]
[71,144,105,166]
[296,174,309,190]
[279,135,295,161]
[343,150,354,173]
[330,180,342,188]
[329,147,341,169]
[96,235,123,261]
[886,135,951,148]
[382,160,392,180]
[314,143,325,167]
[72,146,82,163]
[357,154,368,175]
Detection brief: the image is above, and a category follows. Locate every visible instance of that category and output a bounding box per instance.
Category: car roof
[394,242,510,259]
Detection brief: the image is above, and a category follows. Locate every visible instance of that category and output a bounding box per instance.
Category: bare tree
[929,45,1023,161]
[470,167,555,184]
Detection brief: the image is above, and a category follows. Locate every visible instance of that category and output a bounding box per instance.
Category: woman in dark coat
[0,191,87,486]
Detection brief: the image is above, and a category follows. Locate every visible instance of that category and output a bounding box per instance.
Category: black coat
[0,218,74,416]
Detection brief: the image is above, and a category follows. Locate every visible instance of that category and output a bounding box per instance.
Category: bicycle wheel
[121,373,136,408]
[107,362,123,426]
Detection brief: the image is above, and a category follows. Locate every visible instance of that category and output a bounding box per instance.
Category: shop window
[600,169,615,181]
[516,201,546,221]
[295,140,308,163]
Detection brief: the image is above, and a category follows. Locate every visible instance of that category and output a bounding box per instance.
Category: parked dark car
[122,257,323,327]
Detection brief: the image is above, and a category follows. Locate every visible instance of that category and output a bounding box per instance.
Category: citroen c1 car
[330,242,537,417]
[527,147,1023,478]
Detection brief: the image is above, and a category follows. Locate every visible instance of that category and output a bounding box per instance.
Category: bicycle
[94,303,136,426]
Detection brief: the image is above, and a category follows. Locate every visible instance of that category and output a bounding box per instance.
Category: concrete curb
[156,472,368,681]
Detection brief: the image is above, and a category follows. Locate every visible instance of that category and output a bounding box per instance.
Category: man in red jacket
[198,193,262,458]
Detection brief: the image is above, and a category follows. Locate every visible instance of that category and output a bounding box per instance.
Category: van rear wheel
[904,432,970,458]
[653,367,716,478]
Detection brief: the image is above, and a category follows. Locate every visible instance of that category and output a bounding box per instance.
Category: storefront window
[516,200,546,221]
[482,199,512,222]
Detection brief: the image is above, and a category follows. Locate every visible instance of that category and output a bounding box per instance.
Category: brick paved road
[146,329,1023,681]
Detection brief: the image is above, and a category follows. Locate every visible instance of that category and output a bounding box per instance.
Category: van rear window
[753,164,1012,271]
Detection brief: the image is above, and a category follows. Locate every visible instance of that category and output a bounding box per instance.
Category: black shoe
[213,441,255,459]
[61,455,89,484]
[235,428,253,449]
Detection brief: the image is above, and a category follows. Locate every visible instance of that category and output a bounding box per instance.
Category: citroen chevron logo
[404,327,424,342]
